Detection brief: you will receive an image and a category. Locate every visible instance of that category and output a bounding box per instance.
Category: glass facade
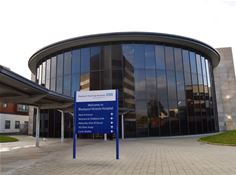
[36,43,219,137]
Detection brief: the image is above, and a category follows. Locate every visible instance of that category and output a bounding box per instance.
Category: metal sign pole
[73,91,77,159]
[116,90,119,160]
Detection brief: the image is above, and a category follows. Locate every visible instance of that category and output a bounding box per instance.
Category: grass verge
[0,135,19,143]
[199,130,236,146]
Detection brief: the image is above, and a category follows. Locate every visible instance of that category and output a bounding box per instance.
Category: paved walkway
[1,136,236,175]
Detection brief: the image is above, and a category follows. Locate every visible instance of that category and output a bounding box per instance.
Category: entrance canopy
[0,65,73,111]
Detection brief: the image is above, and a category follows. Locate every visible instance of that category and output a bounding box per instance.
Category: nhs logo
[106,93,113,96]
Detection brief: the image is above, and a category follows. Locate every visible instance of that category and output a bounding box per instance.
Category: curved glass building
[28,32,220,137]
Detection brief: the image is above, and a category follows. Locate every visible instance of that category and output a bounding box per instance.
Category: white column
[121,114,124,140]
[104,134,107,141]
[58,110,64,143]
[35,106,40,147]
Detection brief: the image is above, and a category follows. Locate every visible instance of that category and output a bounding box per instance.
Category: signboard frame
[73,90,119,160]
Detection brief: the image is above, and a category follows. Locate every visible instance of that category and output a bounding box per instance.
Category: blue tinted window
[146,70,156,99]
[165,47,175,71]
[174,48,183,71]
[71,74,80,96]
[155,45,165,70]
[196,54,203,85]
[81,48,90,73]
[134,44,145,68]
[71,50,80,96]
[46,59,51,89]
[182,50,190,73]
[176,71,185,100]
[156,70,168,101]
[134,70,146,100]
[201,56,207,86]
[166,70,177,100]
[56,54,63,93]
[64,52,72,75]
[50,56,57,91]
[91,47,101,71]
[72,50,80,74]
[205,59,211,87]
[41,62,46,86]
[145,45,156,69]
[64,75,71,96]
[122,44,134,67]
[190,52,197,73]
[57,54,63,76]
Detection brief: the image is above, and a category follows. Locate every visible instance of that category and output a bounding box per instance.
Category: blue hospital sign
[75,90,118,134]
[73,89,119,160]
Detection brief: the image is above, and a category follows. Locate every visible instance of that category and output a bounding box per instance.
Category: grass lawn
[0,135,19,143]
[199,130,236,146]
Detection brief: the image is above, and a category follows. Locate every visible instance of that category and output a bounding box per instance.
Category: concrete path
[1,136,236,175]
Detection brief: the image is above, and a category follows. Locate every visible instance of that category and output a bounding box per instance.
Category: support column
[104,134,107,141]
[121,114,124,140]
[58,110,64,143]
[35,106,40,147]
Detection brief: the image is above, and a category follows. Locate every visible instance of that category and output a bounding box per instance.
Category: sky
[0,0,235,79]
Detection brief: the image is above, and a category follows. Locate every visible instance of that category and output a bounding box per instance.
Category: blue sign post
[73,90,119,160]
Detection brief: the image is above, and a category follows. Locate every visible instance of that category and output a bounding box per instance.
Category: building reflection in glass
[35,43,218,137]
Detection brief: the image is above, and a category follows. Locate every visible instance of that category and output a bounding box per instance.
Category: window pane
[145,45,156,69]
[122,44,135,67]
[71,50,81,96]
[174,48,183,71]
[64,52,72,75]
[165,47,175,71]
[90,71,100,90]
[81,48,90,73]
[41,62,46,86]
[72,50,80,74]
[183,50,190,72]
[176,71,185,101]
[134,69,146,100]
[167,70,177,101]
[46,59,51,89]
[80,73,90,91]
[134,44,145,68]
[111,44,123,70]
[155,45,165,70]
[190,52,197,73]
[146,70,156,100]
[196,54,203,85]
[56,54,63,93]
[156,70,168,101]
[183,50,191,86]
[50,56,57,91]
[64,75,71,96]
[136,100,148,137]
[63,52,71,96]
[39,64,42,85]
[5,120,10,129]
[91,47,101,71]
[101,45,112,70]
[71,73,80,96]
[15,121,20,129]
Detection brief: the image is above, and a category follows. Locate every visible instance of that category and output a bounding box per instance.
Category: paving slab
[0,136,236,175]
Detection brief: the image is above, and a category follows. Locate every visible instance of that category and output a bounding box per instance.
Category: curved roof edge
[28,32,220,74]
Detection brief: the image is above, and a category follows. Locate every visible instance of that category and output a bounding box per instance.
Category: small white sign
[76,90,116,102]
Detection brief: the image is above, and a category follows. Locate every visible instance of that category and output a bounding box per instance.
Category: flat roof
[28,32,220,74]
